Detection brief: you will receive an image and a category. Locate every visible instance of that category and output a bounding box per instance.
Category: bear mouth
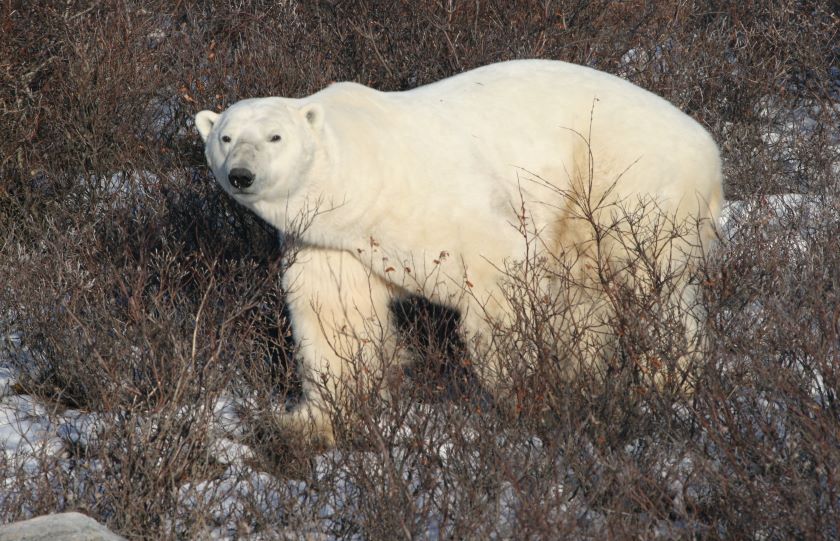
[230,182,268,201]
[231,187,257,197]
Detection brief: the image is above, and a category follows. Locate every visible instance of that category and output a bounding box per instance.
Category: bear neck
[255,127,383,255]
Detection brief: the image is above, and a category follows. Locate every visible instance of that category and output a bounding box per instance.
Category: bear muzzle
[228,167,255,190]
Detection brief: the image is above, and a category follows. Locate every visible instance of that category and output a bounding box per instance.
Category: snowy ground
[0,193,834,538]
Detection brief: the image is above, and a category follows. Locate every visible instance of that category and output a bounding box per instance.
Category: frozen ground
[0,193,833,538]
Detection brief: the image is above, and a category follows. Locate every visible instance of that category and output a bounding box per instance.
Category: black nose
[228,168,255,189]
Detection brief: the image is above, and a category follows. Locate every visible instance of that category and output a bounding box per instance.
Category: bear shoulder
[308,81,383,106]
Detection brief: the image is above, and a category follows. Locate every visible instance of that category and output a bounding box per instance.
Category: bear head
[195,98,324,207]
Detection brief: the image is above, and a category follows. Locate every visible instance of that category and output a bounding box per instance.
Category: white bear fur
[196,59,723,447]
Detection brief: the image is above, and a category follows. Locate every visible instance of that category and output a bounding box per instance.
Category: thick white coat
[196,59,723,446]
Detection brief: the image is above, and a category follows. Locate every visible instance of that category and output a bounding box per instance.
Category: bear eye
[221,135,231,143]
[270,134,281,142]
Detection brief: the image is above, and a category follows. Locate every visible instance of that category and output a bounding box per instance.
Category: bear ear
[195,110,220,142]
[300,103,324,132]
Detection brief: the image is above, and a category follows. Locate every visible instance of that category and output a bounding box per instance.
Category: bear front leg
[280,246,401,448]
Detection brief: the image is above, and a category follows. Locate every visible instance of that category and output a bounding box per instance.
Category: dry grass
[0,1,838,538]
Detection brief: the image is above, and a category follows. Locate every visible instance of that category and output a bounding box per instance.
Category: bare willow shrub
[0,0,838,538]
[482,190,714,470]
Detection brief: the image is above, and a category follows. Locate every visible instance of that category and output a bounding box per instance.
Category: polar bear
[195,59,723,447]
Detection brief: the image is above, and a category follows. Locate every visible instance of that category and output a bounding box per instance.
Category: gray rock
[0,512,126,541]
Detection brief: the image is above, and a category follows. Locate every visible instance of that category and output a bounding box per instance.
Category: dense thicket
[0,2,837,538]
